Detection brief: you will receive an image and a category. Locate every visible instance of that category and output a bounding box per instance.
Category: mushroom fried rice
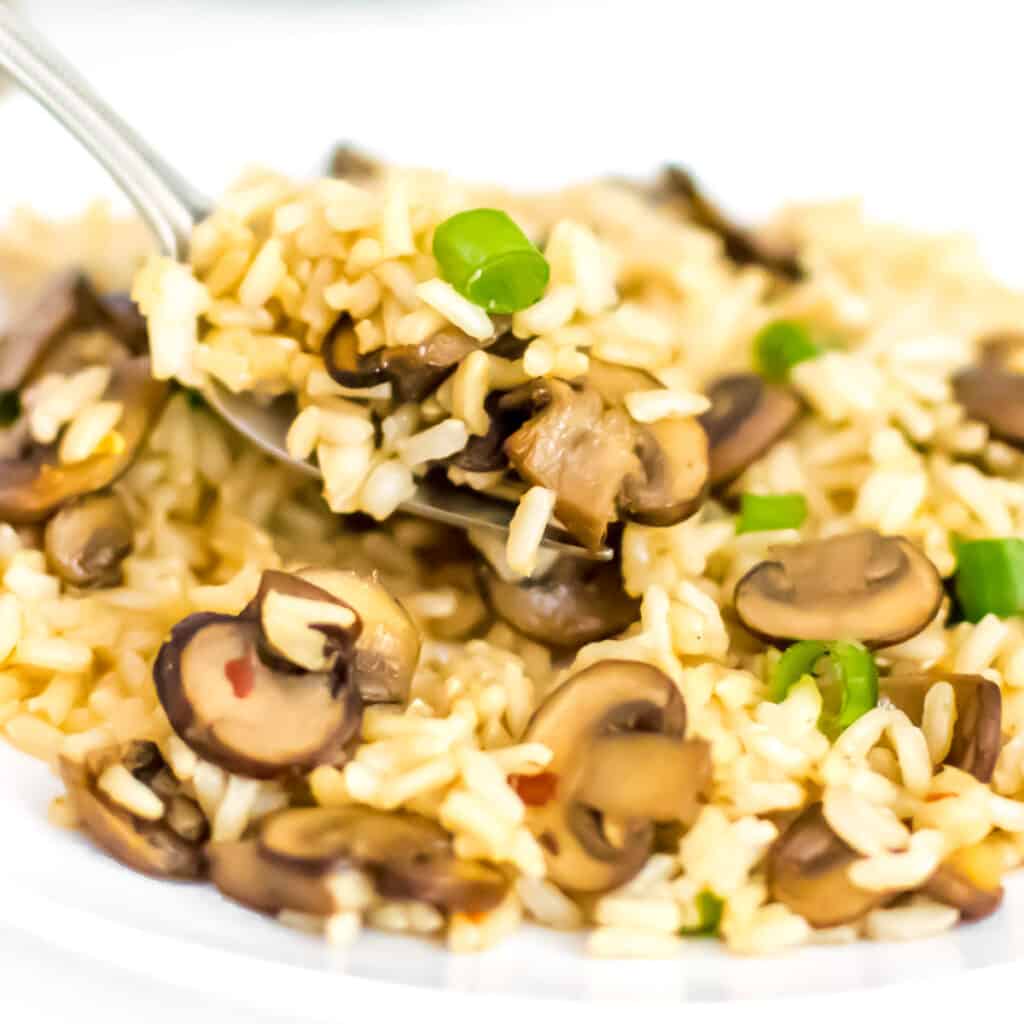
[4,157,1024,958]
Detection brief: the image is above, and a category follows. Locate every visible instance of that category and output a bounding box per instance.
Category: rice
[5,163,1024,963]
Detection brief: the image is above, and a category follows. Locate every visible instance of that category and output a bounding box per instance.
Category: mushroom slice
[576,734,711,826]
[43,491,133,588]
[326,143,379,181]
[767,803,885,928]
[59,755,204,880]
[153,611,362,779]
[0,356,169,523]
[880,672,1002,783]
[654,166,802,281]
[921,841,1004,921]
[323,314,479,404]
[733,530,943,648]
[504,380,640,550]
[450,391,528,473]
[207,839,339,916]
[522,659,706,893]
[0,271,108,391]
[953,363,1024,449]
[249,570,360,672]
[619,417,709,527]
[259,807,509,913]
[698,373,800,487]
[297,568,421,704]
[479,555,639,648]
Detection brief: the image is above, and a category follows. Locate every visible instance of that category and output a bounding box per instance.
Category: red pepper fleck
[510,772,558,807]
[225,654,255,699]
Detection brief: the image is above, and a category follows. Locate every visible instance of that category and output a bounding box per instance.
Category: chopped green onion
[433,208,550,314]
[754,319,822,380]
[954,538,1024,622]
[0,390,20,427]
[737,492,808,534]
[770,639,878,735]
[680,890,724,936]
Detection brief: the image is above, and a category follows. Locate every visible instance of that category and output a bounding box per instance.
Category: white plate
[4,0,1024,1013]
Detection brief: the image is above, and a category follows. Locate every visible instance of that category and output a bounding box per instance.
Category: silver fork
[0,7,607,560]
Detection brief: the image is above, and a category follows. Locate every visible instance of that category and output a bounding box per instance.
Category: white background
[2,0,1024,1021]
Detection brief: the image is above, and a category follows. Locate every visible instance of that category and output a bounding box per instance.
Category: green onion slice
[432,208,550,314]
[680,890,724,936]
[954,538,1024,622]
[754,319,822,380]
[770,639,878,734]
[737,492,808,534]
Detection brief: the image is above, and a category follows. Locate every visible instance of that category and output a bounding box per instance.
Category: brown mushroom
[479,555,639,648]
[767,802,886,927]
[43,491,133,588]
[521,659,711,893]
[619,416,709,527]
[654,166,802,280]
[698,373,801,486]
[880,672,1002,783]
[0,356,169,523]
[297,568,421,704]
[323,314,479,404]
[59,747,205,880]
[449,390,529,473]
[953,362,1024,449]
[733,530,944,648]
[153,606,363,779]
[326,143,379,181]
[920,841,1004,921]
[259,807,508,912]
[209,807,508,917]
[503,380,640,550]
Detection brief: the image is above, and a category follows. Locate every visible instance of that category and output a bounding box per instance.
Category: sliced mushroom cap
[248,569,360,672]
[619,416,709,527]
[479,555,640,648]
[953,363,1024,449]
[734,530,943,648]
[0,356,169,524]
[522,659,709,893]
[207,839,339,916]
[326,143,379,181]
[258,807,508,913]
[767,803,885,927]
[59,754,204,880]
[698,373,800,487]
[43,491,133,588]
[0,271,108,391]
[154,610,362,779]
[880,672,1002,782]
[323,314,479,404]
[297,568,421,704]
[449,391,529,473]
[921,842,1004,921]
[504,380,639,550]
[654,166,802,281]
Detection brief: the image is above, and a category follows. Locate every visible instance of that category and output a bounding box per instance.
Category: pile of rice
[3,162,1024,959]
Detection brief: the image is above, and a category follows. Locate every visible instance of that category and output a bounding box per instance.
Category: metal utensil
[0,7,607,559]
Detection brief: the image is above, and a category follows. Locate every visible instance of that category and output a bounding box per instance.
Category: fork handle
[0,7,207,259]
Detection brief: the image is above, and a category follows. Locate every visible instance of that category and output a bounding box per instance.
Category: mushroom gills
[733,530,943,648]
[767,802,886,928]
[479,555,639,648]
[43,490,133,588]
[59,752,205,880]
